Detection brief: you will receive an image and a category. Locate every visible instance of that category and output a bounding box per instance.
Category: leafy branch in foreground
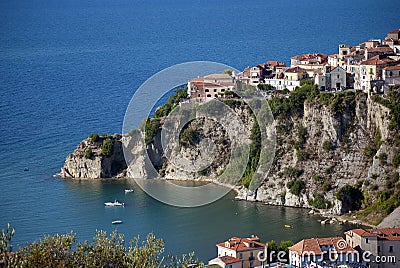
[0,224,203,268]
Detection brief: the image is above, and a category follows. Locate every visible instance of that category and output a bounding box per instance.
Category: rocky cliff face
[236,92,399,216]
[61,92,399,218]
[60,134,127,179]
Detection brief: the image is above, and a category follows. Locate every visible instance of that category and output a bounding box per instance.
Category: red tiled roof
[388,29,400,34]
[361,55,397,66]
[346,227,400,241]
[219,256,242,265]
[384,64,400,71]
[384,38,395,42]
[289,237,357,256]
[291,53,328,61]
[367,46,394,53]
[285,66,307,73]
[268,60,286,67]
[203,73,232,80]
[217,236,266,252]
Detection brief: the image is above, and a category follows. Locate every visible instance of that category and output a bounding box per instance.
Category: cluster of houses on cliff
[207,227,400,268]
[188,29,400,101]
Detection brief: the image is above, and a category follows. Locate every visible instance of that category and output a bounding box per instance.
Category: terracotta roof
[384,38,395,42]
[346,227,400,241]
[361,55,397,66]
[384,64,400,71]
[367,46,394,53]
[289,237,357,256]
[219,256,242,264]
[217,236,266,252]
[191,81,226,87]
[268,60,286,67]
[291,53,328,61]
[285,66,307,73]
[388,29,400,34]
[203,73,232,80]
[328,54,338,58]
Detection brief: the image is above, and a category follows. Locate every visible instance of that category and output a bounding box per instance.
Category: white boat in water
[104,200,125,207]
[124,189,134,193]
[112,220,123,224]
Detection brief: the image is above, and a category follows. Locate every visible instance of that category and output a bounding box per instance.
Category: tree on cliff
[101,137,114,156]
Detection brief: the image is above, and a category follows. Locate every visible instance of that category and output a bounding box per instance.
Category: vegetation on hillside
[101,137,114,156]
[134,81,400,224]
[242,117,261,188]
[267,239,294,262]
[153,87,188,119]
[0,224,203,268]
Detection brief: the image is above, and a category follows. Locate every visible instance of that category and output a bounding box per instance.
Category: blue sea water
[0,0,399,262]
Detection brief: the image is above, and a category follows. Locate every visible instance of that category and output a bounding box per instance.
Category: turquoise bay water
[1,0,399,262]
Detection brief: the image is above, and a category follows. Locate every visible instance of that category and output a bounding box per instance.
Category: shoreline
[57,173,376,228]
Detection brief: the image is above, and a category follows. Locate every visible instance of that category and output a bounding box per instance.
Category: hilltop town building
[209,236,268,268]
[289,237,358,268]
[187,73,235,100]
[345,227,400,268]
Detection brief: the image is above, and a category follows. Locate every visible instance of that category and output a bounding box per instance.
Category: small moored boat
[284,225,293,229]
[124,189,134,193]
[112,220,123,224]
[104,200,125,207]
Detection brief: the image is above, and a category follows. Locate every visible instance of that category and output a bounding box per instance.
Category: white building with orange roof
[345,227,400,268]
[209,235,268,268]
[187,73,235,100]
[383,64,400,89]
[328,54,339,68]
[208,255,242,268]
[288,237,358,268]
[283,66,308,91]
[358,55,398,92]
[387,29,400,41]
[365,46,395,60]
[290,53,328,71]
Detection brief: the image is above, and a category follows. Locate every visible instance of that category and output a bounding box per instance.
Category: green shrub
[85,149,93,159]
[363,146,377,158]
[283,167,303,178]
[145,118,161,145]
[322,182,332,192]
[153,87,188,119]
[325,166,333,174]
[370,184,379,191]
[223,69,233,75]
[374,128,382,147]
[257,83,274,91]
[313,175,323,183]
[336,185,364,211]
[242,118,262,189]
[296,149,308,161]
[0,225,202,268]
[309,193,331,209]
[378,153,387,163]
[392,172,399,183]
[322,140,334,151]
[180,127,196,146]
[89,133,99,142]
[287,179,306,196]
[392,153,400,168]
[101,138,114,156]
